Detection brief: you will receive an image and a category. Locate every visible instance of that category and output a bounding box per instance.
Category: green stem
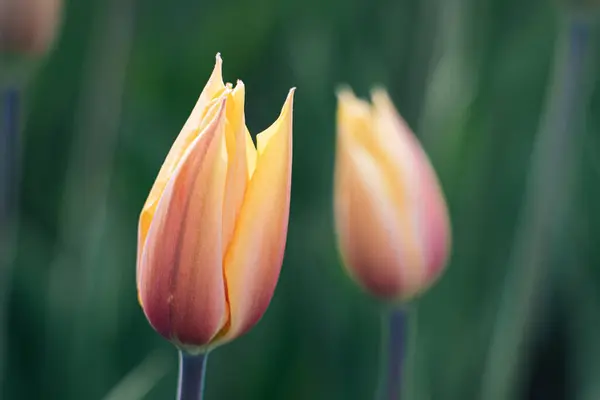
[177,351,209,400]
[377,307,408,400]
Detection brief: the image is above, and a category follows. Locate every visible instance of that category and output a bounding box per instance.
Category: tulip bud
[137,54,295,352]
[0,0,63,56]
[334,87,450,301]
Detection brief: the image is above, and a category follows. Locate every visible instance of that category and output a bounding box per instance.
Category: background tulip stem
[177,351,209,400]
[377,306,408,400]
[0,86,19,232]
[0,85,20,394]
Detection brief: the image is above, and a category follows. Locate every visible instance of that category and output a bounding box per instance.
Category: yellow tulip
[334,87,450,301]
[137,54,295,352]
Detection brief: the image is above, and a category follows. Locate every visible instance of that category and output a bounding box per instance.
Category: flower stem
[0,86,19,229]
[0,85,20,395]
[377,307,408,400]
[177,351,209,400]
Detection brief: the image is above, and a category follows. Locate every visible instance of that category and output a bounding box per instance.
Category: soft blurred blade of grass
[42,0,136,398]
[102,350,171,400]
[418,0,482,183]
[481,12,596,400]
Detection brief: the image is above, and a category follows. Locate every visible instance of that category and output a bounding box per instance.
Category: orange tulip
[334,87,450,301]
[137,54,295,352]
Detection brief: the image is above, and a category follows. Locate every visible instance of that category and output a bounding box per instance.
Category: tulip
[334,87,450,301]
[0,0,63,55]
[137,54,295,353]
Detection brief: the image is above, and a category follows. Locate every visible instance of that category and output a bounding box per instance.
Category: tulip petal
[419,162,451,281]
[335,88,379,156]
[245,126,257,178]
[336,127,414,298]
[222,81,251,250]
[215,89,295,344]
[336,90,428,299]
[138,99,229,347]
[371,89,450,286]
[137,54,226,274]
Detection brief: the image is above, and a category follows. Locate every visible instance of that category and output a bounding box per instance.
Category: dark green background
[3,0,600,399]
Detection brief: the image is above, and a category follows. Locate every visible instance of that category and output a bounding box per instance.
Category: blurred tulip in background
[334,88,450,301]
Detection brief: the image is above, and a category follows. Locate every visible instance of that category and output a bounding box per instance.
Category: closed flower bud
[334,87,450,301]
[0,0,63,55]
[137,54,295,352]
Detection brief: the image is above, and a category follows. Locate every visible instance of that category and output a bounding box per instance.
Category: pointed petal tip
[287,86,295,100]
[210,53,224,83]
[279,88,295,117]
[255,89,295,153]
[370,86,389,101]
[369,87,412,132]
[335,84,355,100]
[370,87,394,110]
[284,87,296,102]
[336,86,371,123]
[337,86,375,110]
[233,80,245,94]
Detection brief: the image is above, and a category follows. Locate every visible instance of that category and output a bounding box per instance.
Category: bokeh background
[2,0,600,399]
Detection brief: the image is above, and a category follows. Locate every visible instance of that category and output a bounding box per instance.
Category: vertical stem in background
[177,351,209,400]
[377,307,408,400]
[0,87,19,235]
[0,85,19,400]
[480,14,593,400]
[0,88,19,223]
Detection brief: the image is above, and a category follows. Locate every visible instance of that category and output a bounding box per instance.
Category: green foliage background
[3,0,600,399]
